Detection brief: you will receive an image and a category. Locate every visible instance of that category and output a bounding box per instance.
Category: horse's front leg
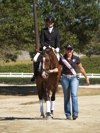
[45,89,52,120]
[50,91,56,118]
[38,95,45,118]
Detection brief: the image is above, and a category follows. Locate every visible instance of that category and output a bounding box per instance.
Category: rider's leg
[31,52,40,82]
[31,62,38,82]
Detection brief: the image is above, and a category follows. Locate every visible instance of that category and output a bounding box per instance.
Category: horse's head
[39,48,58,79]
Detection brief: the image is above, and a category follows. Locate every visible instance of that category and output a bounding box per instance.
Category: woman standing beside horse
[59,44,90,120]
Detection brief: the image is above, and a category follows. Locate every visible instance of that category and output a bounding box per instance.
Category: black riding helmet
[46,16,55,23]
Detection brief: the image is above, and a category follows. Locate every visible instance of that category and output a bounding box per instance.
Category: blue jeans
[61,75,79,117]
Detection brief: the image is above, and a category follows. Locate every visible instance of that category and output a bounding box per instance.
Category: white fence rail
[79,73,100,78]
[0,73,100,78]
[0,73,33,78]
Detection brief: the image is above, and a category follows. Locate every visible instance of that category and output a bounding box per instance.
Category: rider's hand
[55,47,60,53]
[43,46,46,50]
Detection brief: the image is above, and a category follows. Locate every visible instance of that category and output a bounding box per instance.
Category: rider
[31,16,60,82]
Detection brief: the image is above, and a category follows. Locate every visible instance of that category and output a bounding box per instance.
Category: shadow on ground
[0,86,38,96]
[0,117,65,121]
[0,85,63,96]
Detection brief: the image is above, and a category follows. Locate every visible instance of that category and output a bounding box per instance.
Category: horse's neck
[50,51,58,67]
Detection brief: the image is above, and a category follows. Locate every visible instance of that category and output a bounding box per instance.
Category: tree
[0,0,34,62]
[86,26,100,57]
[38,0,100,54]
[0,0,100,61]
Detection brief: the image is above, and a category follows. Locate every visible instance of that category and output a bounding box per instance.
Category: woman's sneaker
[73,115,78,120]
[66,116,71,120]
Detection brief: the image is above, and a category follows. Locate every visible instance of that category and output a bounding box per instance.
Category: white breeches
[33,52,40,62]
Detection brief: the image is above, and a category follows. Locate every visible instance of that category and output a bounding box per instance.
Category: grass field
[0,55,100,73]
[0,59,32,66]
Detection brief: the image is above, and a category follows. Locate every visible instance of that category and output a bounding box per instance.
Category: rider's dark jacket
[40,27,60,49]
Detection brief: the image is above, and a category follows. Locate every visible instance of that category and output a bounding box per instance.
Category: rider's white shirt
[48,27,53,33]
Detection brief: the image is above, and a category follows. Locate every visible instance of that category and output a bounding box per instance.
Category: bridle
[40,50,52,79]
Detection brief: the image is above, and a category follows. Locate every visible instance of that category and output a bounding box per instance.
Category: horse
[35,47,61,119]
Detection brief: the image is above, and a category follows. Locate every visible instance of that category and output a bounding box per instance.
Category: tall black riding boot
[31,62,38,82]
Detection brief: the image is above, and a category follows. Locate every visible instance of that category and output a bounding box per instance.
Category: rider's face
[47,22,54,27]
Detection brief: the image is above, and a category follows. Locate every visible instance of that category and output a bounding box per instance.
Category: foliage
[0,0,35,62]
[79,78,100,85]
[80,56,100,73]
[0,0,100,61]
[0,77,33,84]
[0,56,100,73]
[0,63,33,72]
[38,0,100,53]
[85,26,100,57]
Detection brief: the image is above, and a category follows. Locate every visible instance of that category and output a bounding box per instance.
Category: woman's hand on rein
[49,70,54,73]
[49,68,58,73]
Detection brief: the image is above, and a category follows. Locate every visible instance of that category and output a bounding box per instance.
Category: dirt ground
[0,87,100,133]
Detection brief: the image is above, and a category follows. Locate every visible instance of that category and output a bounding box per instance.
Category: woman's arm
[78,63,90,85]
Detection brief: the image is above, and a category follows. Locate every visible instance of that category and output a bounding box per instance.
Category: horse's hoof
[50,114,53,118]
[40,115,45,118]
[40,114,45,118]
[40,116,45,119]
[51,110,53,118]
[40,113,45,118]
[46,112,53,120]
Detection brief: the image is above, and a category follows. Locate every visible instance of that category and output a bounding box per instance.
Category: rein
[42,68,50,72]
[39,47,59,79]
[41,49,51,75]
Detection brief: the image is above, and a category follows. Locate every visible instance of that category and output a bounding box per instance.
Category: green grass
[0,60,33,73]
[80,56,100,73]
[0,55,100,73]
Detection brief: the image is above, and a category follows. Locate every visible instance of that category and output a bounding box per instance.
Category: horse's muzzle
[42,71,49,79]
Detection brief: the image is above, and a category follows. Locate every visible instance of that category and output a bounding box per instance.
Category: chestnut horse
[35,48,61,119]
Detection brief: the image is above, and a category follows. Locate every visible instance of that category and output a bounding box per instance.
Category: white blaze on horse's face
[41,56,49,79]
[43,57,45,70]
